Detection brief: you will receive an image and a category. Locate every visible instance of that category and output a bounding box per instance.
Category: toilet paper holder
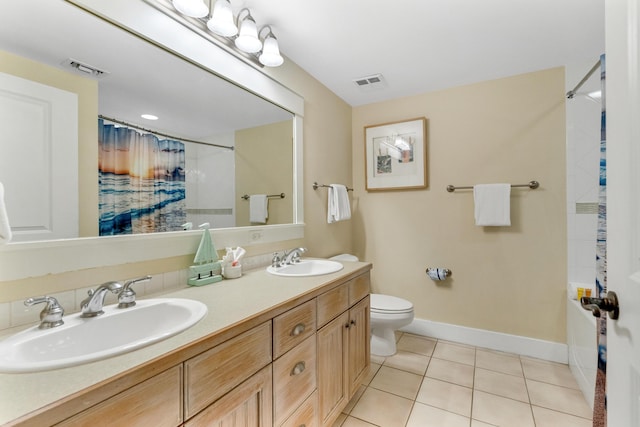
[426,267,452,281]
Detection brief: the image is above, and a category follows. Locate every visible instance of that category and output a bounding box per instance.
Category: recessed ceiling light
[141,114,158,120]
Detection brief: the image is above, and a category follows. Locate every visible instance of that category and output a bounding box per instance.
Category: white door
[605,0,640,425]
[0,71,78,241]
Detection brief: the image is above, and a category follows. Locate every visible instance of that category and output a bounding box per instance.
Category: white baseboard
[400,317,568,364]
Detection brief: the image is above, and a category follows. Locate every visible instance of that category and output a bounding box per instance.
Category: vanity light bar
[62,58,110,78]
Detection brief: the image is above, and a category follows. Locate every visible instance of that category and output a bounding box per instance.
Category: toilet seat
[370,294,413,314]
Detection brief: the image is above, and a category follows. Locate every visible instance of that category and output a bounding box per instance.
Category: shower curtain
[98,119,186,235]
[593,53,607,427]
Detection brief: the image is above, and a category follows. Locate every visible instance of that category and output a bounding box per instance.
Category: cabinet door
[348,296,370,398]
[56,366,182,427]
[185,365,272,427]
[317,312,348,427]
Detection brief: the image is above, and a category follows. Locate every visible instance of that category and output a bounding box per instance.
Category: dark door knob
[580,291,619,320]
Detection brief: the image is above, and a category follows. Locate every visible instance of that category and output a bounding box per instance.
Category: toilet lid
[370,294,413,313]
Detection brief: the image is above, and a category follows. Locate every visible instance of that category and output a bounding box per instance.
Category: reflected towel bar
[241,193,285,200]
[313,182,354,191]
[446,181,539,193]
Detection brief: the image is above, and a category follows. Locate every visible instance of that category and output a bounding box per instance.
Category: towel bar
[313,182,354,191]
[446,181,539,193]
[241,193,285,200]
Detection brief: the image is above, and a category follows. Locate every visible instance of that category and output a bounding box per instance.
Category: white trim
[401,317,568,364]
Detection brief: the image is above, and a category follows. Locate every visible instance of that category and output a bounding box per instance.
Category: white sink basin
[0,298,207,373]
[266,259,344,277]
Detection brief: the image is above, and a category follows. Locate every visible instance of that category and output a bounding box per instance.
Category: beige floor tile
[341,416,378,427]
[470,420,497,426]
[426,357,475,388]
[433,341,476,366]
[532,405,593,427]
[406,402,470,427]
[474,367,529,403]
[416,377,472,417]
[475,348,523,377]
[383,350,430,375]
[396,334,437,356]
[395,330,404,342]
[343,385,366,414]
[371,354,386,365]
[350,387,413,427]
[362,362,381,385]
[438,339,476,349]
[472,390,535,427]
[369,366,423,400]
[527,379,592,419]
[522,357,580,389]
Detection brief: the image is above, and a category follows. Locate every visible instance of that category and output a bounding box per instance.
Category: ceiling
[240,0,605,106]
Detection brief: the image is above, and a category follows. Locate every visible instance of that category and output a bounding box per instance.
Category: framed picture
[365,117,427,191]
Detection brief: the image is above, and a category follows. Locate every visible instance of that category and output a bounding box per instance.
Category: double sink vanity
[0,260,372,427]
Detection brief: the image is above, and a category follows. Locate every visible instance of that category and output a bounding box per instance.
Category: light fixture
[171,1,284,67]
[258,26,284,67]
[172,0,209,18]
[234,9,262,53]
[141,114,159,121]
[207,0,237,37]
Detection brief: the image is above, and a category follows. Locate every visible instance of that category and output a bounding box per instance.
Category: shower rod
[566,59,601,99]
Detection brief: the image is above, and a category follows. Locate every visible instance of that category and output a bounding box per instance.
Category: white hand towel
[249,194,268,224]
[328,184,351,223]
[473,184,511,226]
[0,182,12,245]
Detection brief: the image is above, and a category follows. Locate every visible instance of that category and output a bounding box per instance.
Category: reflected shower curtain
[593,53,607,427]
[98,119,186,235]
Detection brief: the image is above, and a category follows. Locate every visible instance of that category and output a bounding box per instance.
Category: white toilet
[329,254,415,357]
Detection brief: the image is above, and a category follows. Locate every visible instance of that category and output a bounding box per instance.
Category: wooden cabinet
[317,276,370,427]
[30,268,371,427]
[56,366,183,427]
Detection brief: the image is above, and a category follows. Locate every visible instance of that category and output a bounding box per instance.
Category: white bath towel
[328,184,351,223]
[473,183,511,226]
[249,194,268,224]
[0,182,12,245]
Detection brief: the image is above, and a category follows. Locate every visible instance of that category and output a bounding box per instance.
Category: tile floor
[333,332,592,427]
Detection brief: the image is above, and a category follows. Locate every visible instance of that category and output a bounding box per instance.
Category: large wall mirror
[0,0,304,281]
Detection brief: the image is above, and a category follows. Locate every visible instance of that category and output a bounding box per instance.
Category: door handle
[580,291,619,319]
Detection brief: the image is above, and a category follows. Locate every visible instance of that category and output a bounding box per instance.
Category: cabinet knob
[290,323,306,336]
[290,361,306,376]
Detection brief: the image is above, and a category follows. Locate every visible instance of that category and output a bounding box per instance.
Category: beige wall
[0,50,99,237]
[352,67,567,343]
[235,120,293,227]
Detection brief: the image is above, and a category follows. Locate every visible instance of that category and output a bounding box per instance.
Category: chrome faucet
[24,296,65,329]
[80,281,123,318]
[282,247,307,265]
[118,275,151,309]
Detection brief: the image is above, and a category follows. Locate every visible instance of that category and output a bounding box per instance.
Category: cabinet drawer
[317,284,348,328]
[184,322,272,418]
[348,273,370,306]
[273,335,317,426]
[274,300,316,359]
[56,366,182,427]
[279,391,317,427]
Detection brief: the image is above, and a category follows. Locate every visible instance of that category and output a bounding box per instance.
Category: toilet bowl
[328,254,415,357]
[370,293,414,356]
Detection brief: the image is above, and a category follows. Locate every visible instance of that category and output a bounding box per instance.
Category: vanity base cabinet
[317,274,371,427]
[184,365,272,427]
[55,365,183,427]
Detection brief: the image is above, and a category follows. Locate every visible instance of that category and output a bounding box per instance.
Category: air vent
[62,58,110,78]
[353,73,387,90]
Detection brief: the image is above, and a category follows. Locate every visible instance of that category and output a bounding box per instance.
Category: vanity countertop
[0,260,372,426]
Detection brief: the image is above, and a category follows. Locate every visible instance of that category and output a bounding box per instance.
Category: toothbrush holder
[223,264,242,279]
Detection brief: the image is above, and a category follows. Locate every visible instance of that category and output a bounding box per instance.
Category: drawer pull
[290,323,306,336]
[290,361,306,376]
[298,425,306,427]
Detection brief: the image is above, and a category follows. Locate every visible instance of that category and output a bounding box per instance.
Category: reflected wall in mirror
[0,0,294,242]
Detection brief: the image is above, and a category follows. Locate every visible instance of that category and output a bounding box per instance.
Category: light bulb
[259,35,284,67]
[172,0,208,18]
[235,14,261,53]
[207,0,237,37]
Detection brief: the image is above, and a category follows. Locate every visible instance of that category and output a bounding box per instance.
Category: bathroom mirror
[0,0,300,242]
[0,0,304,281]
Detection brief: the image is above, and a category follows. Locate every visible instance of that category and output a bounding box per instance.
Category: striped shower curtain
[593,53,607,427]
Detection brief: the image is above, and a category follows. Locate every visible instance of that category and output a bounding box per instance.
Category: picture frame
[364,117,427,191]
